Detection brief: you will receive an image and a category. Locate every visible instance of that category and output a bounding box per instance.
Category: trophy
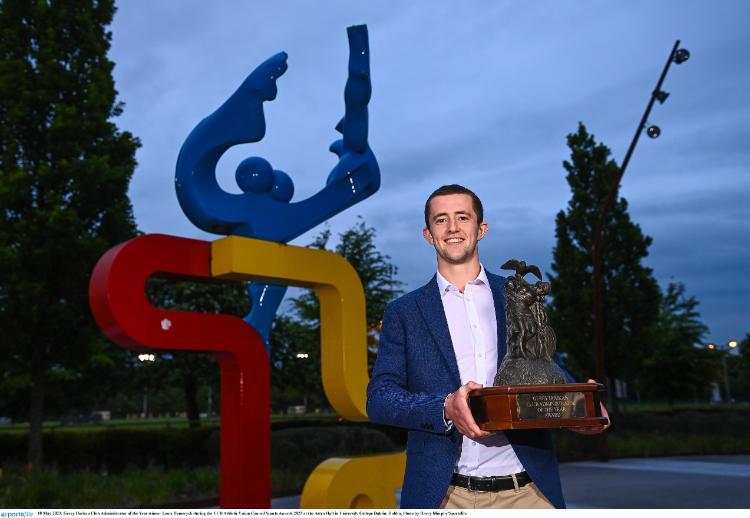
[469,259,609,430]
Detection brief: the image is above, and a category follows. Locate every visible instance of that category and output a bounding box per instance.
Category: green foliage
[0,0,140,465]
[0,427,219,473]
[0,465,218,508]
[0,424,399,503]
[271,218,403,412]
[549,123,661,385]
[270,315,325,411]
[0,422,398,473]
[557,432,750,462]
[146,278,250,317]
[555,408,750,461]
[642,283,719,405]
[271,426,397,495]
[727,334,750,402]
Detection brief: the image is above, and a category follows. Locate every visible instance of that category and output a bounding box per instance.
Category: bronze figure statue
[493,259,567,386]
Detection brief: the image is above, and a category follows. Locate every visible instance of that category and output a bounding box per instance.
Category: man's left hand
[567,379,611,435]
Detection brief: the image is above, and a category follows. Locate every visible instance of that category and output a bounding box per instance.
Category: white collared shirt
[436,265,525,476]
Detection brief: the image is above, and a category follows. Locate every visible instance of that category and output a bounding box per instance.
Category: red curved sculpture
[89,233,270,508]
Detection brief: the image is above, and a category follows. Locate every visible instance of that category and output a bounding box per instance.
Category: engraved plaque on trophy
[469,259,609,431]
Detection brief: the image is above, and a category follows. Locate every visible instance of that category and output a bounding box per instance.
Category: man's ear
[423,227,434,244]
[477,222,489,241]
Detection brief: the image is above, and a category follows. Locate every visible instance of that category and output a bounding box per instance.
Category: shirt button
[472,324,477,328]
[477,353,483,358]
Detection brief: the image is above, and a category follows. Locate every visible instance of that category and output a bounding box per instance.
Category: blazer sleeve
[366,302,450,433]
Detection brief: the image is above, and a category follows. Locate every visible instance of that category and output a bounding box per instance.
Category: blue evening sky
[109,1,750,348]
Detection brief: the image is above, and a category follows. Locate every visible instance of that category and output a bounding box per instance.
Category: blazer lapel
[487,272,508,371]
[415,276,461,386]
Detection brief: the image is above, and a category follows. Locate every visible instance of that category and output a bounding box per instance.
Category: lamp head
[654,90,670,104]
[647,125,661,139]
[674,48,690,64]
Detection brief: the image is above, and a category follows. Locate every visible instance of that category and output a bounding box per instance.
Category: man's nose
[447,218,459,231]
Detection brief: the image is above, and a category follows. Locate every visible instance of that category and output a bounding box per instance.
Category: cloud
[109,0,750,345]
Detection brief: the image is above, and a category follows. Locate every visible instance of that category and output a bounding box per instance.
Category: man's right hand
[444,381,492,439]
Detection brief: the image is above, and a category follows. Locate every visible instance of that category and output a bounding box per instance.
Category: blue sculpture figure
[175,25,379,345]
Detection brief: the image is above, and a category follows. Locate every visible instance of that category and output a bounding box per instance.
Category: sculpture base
[494,357,568,386]
[469,383,608,431]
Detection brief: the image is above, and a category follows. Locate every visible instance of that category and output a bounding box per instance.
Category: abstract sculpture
[91,25,405,509]
[175,25,379,345]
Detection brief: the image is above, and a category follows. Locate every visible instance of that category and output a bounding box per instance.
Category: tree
[145,278,250,427]
[642,282,718,406]
[271,218,404,412]
[269,315,323,412]
[548,123,661,395]
[0,1,140,467]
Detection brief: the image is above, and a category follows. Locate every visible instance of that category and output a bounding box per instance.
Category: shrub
[0,423,398,475]
[0,465,217,508]
[0,428,216,473]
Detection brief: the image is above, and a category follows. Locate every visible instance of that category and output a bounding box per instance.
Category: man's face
[423,193,488,265]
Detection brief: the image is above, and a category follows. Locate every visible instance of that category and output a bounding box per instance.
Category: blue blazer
[366,271,565,509]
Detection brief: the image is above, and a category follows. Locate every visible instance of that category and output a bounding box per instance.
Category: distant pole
[725,340,739,402]
[591,40,684,461]
[710,340,738,403]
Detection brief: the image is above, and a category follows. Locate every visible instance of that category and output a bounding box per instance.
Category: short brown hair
[424,184,484,228]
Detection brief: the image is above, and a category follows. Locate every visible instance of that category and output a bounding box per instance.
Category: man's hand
[568,379,611,435]
[444,381,492,439]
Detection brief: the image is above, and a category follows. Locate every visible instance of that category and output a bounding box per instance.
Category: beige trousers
[439,483,555,509]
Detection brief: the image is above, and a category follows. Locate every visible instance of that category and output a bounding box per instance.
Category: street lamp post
[137,353,156,418]
[708,340,739,403]
[296,352,309,412]
[590,40,689,461]
[142,385,149,418]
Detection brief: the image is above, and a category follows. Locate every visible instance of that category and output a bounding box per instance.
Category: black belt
[451,471,532,492]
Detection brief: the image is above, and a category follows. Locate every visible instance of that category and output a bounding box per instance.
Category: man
[367,184,608,509]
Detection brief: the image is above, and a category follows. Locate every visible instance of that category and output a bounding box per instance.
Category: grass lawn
[0,465,218,508]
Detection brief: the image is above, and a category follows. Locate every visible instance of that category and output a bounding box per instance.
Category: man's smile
[423,192,488,267]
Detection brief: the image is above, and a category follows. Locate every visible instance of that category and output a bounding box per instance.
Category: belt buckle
[467,476,489,493]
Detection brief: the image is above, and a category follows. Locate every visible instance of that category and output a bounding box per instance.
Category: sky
[109,1,750,348]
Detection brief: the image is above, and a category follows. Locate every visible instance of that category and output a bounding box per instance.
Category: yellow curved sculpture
[300,453,406,508]
[211,235,369,420]
[211,235,406,507]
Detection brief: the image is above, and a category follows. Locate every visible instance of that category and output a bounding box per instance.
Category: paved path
[272,455,750,509]
[561,455,750,508]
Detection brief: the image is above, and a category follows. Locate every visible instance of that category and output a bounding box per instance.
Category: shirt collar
[436,264,490,296]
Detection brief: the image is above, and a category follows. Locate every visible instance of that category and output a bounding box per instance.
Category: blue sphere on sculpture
[270,170,294,202]
[236,156,274,193]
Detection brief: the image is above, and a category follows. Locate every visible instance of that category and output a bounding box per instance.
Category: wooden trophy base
[469,383,609,431]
